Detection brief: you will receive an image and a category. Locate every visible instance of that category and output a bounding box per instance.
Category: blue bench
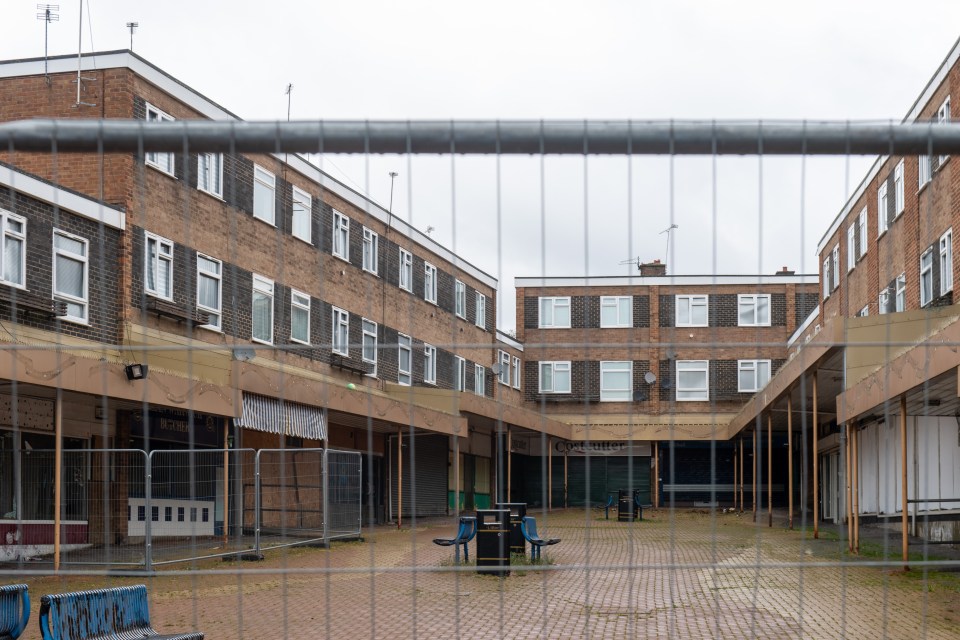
[39,585,203,640]
[432,516,477,564]
[634,493,644,521]
[520,516,560,561]
[603,494,615,520]
[0,584,29,640]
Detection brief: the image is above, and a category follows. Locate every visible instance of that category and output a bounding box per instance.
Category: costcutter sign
[555,441,651,457]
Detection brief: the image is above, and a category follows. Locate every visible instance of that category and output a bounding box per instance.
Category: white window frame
[423,344,437,385]
[399,248,413,292]
[600,361,632,402]
[475,292,486,329]
[362,227,378,275]
[196,253,222,331]
[676,360,709,402]
[498,350,511,386]
[878,181,889,236]
[144,231,174,301]
[455,280,467,318]
[398,333,412,386]
[538,361,571,394]
[251,274,274,345]
[291,186,312,244]
[454,355,466,392]
[940,228,953,296]
[857,305,869,317]
[53,229,89,323]
[538,296,571,328]
[512,356,521,390]
[823,256,831,299]
[253,165,276,226]
[831,244,840,290]
[424,262,437,303]
[878,289,891,315]
[896,273,906,312]
[197,152,223,198]
[737,359,771,393]
[332,210,350,261]
[858,207,868,258]
[600,296,632,328]
[361,319,378,376]
[737,294,771,327]
[331,307,349,356]
[290,289,311,345]
[919,155,932,187]
[675,294,708,327]
[0,210,26,288]
[938,96,951,166]
[475,364,485,396]
[920,248,934,307]
[145,104,175,174]
[847,225,856,272]
[894,160,904,217]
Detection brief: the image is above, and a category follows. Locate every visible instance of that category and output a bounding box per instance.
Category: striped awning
[234,393,326,440]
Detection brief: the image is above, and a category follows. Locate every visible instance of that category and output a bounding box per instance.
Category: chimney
[640,259,667,277]
[776,265,795,276]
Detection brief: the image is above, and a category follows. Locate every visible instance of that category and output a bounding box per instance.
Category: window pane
[56,255,83,297]
[691,303,706,325]
[757,297,769,323]
[677,297,689,322]
[554,368,570,392]
[55,233,84,256]
[541,364,552,391]
[292,307,308,342]
[252,291,272,341]
[739,369,754,391]
[619,297,631,322]
[198,274,218,309]
[678,370,703,388]
[555,303,570,327]
[600,304,616,327]
[738,301,753,325]
[4,236,22,285]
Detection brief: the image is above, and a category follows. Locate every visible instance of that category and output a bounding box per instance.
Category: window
[847,226,856,272]
[196,254,222,330]
[455,280,466,318]
[145,104,174,174]
[144,232,174,300]
[857,305,869,318]
[53,230,88,322]
[676,295,708,327]
[938,96,951,166]
[197,153,223,198]
[738,294,770,326]
[894,160,904,216]
[475,292,486,329]
[539,361,571,394]
[877,181,889,235]
[398,334,412,385]
[474,364,485,396]
[940,229,953,295]
[332,210,350,260]
[676,360,708,401]
[920,249,934,307]
[399,248,413,292]
[498,350,511,385]
[454,356,466,391]
[600,296,632,327]
[879,289,891,315]
[512,356,521,390]
[292,187,311,244]
[919,155,932,187]
[424,262,437,303]
[538,296,570,328]
[822,256,830,299]
[331,307,349,356]
[858,207,868,258]
[362,227,378,274]
[252,275,274,344]
[600,361,632,401]
[831,245,840,290]
[253,165,275,225]
[0,210,26,287]
[362,319,377,375]
[896,273,906,312]
[290,290,311,344]
[423,344,436,384]
[738,360,771,393]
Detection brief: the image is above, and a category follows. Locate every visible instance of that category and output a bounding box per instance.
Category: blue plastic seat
[432,516,477,564]
[604,494,615,520]
[0,583,29,640]
[520,516,560,561]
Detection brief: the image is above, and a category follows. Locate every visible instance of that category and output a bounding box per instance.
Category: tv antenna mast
[126,22,138,52]
[660,223,678,266]
[618,256,642,271]
[36,4,59,84]
[73,0,95,107]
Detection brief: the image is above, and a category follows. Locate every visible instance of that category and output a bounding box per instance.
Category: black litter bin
[618,489,636,522]
[494,502,527,556]
[475,509,510,576]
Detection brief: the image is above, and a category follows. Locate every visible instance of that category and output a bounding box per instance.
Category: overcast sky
[8,1,960,331]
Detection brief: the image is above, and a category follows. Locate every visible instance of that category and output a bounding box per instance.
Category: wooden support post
[564,449,569,508]
[767,412,773,528]
[733,447,738,512]
[397,427,402,530]
[787,393,794,530]
[739,437,744,513]
[507,426,512,502]
[548,436,553,511]
[900,394,909,570]
[813,371,819,539]
[752,427,758,522]
[453,434,460,519]
[853,423,860,554]
[653,441,659,509]
[53,391,62,572]
[846,423,853,551]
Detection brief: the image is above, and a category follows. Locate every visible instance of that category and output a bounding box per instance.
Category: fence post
[144,450,153,571]
[322,447,330,547]
[254,449,261,555]
[356,452,362,537]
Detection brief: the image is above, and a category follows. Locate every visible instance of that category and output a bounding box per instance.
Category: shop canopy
[234,393,326,441]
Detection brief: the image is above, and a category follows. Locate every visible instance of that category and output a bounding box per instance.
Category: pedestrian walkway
[6,508,960,639]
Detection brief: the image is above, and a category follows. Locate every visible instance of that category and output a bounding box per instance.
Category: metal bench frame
[39,585,203,640]
[519,516,560,561]
[432,516,477,564]
[0,583,29,640]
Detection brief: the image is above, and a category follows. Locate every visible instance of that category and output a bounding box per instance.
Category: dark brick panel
[659,295,675,328]
[633,295,650,328]
[771,293,787,327]
[524,296,539,329]
[795,292,818,323]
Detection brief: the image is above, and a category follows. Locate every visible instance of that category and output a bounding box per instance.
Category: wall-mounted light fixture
[125,363,148,380]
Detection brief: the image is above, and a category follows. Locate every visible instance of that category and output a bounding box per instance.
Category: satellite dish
[644,371,657,385]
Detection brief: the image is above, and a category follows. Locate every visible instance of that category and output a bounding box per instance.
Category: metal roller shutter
[390,434,448,518]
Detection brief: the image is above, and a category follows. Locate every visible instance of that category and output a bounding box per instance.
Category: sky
[7,1,960,331]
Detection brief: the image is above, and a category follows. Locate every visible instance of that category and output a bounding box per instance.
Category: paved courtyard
[9,508,960,639]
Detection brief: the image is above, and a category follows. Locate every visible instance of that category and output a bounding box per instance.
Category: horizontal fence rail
[4,120,960,155]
